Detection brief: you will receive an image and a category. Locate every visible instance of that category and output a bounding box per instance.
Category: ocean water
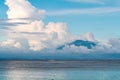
[0,60,120,80]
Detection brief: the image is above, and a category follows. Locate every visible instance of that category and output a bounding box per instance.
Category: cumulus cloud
[5,20,76,51]
[80,32,96,42]
[1,0,77,51]
[5,0,45,20]
[108,38,120,53]
[0,39,21,48]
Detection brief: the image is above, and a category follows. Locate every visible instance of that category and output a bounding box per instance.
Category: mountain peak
[57,39,96,50]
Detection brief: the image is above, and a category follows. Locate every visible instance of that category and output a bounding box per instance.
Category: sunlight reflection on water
[0,61,120,80]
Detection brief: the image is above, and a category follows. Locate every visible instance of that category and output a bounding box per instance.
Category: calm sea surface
[0,60,120,80]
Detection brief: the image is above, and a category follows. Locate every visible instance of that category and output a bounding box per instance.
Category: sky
[0,0,120,59]
[0,0,120,39]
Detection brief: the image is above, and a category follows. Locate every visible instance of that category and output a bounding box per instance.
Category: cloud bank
[0,0,120,54]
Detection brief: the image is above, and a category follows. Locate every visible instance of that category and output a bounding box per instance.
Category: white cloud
[108,38,120,53]
[5,20,76,51]
[2,0,77,51]
[80,32,96,42]
[61,45,92,53]
[0,39,21,48]
[47,7,120,16]
[5,0,45,19]
[28,40,46,51]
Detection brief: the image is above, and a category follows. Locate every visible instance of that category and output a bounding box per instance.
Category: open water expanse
[0,60,120,80]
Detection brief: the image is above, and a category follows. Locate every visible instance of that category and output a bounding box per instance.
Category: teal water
[0,61,120,80]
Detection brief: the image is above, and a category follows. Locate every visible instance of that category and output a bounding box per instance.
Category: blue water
[0,61,120,80]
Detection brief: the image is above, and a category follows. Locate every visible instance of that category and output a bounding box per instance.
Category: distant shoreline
[0,60,120,69]
[0,59,120,61]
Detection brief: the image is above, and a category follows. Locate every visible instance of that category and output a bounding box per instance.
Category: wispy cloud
[46,7,120,16]
[0,18,31,26]
[0,22,28,26]
[65,0,105,4]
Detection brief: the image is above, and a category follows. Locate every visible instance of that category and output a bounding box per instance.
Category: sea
[0,60,120,80]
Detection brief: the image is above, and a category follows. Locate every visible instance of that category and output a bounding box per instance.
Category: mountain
[57,40,97,50]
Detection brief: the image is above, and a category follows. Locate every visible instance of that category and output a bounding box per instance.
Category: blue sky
[0,0,120,39]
